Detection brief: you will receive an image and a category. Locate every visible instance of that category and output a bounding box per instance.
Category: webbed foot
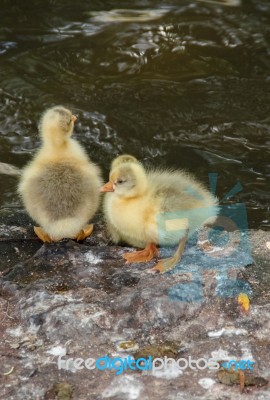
[34,226,53,243]
[149,234,188,274]
[76,224,94,241]
[123,243,159,263]
[149,255,178,274]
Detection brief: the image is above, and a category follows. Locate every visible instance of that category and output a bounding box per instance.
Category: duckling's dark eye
[117,179,126,185]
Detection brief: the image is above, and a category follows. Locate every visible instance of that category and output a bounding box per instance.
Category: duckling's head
[101,160,148,199]
[39,106,77,144]
[111,154,139,170]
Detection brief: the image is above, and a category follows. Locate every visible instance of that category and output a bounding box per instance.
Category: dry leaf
[239,371,245,393]
[238,293,250,312]
[217,369,268,388]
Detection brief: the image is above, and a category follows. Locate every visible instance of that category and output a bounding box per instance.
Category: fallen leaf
[45,382,73,400]
[134,341,181,360]
[217,369,238,386]
[217,368,268,388]
[238,293,250,312]
[239,371,245,393]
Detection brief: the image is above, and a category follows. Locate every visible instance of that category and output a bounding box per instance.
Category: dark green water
[0,0,269,229]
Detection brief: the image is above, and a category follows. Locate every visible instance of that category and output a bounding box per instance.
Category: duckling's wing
[148,170,218,243]
[154,213,189,246]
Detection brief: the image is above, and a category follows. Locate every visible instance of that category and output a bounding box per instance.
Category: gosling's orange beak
[71,115,77,122]
[100,181,114,192]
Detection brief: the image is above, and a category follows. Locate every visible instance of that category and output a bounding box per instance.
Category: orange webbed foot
[148,234,188,274]
[34,226,53,243]
[123,243,159,263]
[148,255,178,274]
[76,224,94,241]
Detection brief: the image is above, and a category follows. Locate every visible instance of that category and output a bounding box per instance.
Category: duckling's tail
[44,217,87,241]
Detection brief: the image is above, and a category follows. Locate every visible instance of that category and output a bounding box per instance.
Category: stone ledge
[0,208,269,399]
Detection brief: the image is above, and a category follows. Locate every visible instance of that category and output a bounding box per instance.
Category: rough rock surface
[0,207,269,400]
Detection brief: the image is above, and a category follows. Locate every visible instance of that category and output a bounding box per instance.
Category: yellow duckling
[101,155,219,273]
[18,106,102,242]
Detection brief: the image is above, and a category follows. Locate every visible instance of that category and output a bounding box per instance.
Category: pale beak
[100,181,114,192]
[71,115,77,122]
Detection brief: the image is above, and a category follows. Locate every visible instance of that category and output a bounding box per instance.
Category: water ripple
[0,0,269,228]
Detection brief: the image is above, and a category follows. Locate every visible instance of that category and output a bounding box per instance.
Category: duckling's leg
[76,224,94,241]
[149,234,188,274]
[34,226,53,243]
[123,243,159,263]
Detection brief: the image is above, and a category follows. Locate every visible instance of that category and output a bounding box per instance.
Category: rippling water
[0,0,269,229]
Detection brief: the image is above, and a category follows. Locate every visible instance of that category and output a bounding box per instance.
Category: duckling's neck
[134,181,148,198]
[41,129,69,152]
